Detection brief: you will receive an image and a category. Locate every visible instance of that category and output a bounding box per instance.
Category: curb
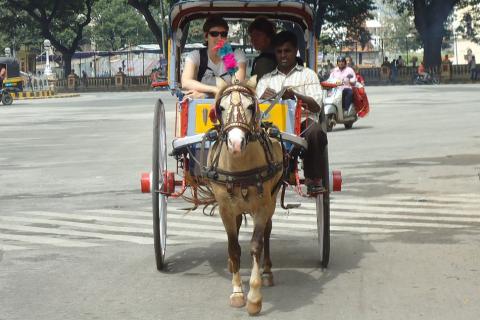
[11,91,80,100]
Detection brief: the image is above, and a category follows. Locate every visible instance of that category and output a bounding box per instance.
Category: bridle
[214,84,260,140]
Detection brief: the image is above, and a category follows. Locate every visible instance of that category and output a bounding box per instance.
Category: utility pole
[159,0,167,57]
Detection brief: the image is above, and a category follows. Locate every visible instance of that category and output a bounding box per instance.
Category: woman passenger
[181,16,247,98]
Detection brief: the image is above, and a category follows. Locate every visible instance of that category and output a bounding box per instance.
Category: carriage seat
[174,98,303,136]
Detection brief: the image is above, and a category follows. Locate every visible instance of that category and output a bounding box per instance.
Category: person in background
[82,70,88,88]
[0,65,6,88]
[181,15,246,98]
[469,55,478,81]
[354,66,365,85]
[248,16,277,80]
[381,57,390,68]
[397,55,405,68]
[346,56,355,68]
[329,55,356,112]
[417,61,430,81]
[326,59,334,71]
[411,56,418,67]
[390,59,398,83]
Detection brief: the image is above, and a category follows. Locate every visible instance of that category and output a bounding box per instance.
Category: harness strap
[206,162,283,186]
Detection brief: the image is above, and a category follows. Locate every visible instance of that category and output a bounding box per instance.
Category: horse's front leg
[262,218,274,287]
[221,211,245,308]
[247,218,267,315]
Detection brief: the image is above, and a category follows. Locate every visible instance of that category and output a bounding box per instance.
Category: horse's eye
[247,104,255,111]
[219,106,225,112]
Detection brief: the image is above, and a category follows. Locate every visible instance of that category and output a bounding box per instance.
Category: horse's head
[215,76,258,155]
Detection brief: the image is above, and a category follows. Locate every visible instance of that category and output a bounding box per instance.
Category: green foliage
[305,0,376,48]
[5,0,95,53]
[88,0,156,50]
[456,1,480,44]
[0,3,42,52]
[5,0,96,76]
[186,20,206,44]
[378,2,422,52]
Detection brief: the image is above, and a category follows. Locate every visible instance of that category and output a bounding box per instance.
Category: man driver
[329,55,356,113]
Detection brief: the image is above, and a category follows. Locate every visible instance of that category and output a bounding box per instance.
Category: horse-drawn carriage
[140,0,342,314]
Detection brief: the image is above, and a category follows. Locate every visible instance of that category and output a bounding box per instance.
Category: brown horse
[205,77,284,315]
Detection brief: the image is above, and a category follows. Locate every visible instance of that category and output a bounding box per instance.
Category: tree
[377,2,422,55]
[456,1,480,44]
[384,0,464,69]
[307,0,376,40]
[127,0,167,54]
[89,0,156,51]
[6,0,96,77]
[0,4,41,53]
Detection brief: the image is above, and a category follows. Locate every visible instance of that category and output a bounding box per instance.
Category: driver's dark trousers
[342,88,353,111]
[300,120,328,180]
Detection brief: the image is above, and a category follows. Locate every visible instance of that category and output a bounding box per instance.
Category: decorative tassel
[213,39,238,75]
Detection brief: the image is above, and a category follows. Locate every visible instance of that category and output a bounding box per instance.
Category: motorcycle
[321,77,360,131]
[413,72,439,85]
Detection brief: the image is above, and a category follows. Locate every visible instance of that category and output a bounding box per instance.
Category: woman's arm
[181,60,218,95]
[235,62,246,82]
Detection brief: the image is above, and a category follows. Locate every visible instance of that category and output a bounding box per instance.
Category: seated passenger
[181,16,247,99]
[256,31,328,194]
[248,17,277,80]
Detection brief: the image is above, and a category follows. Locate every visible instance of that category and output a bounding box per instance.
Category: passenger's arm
[181,60,219,95]
[235,62,246,82]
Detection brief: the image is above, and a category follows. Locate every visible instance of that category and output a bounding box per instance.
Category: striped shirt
[256,65,322,117]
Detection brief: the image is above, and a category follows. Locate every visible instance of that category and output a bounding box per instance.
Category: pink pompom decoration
[213,39,225,51]
[223,53,237,69]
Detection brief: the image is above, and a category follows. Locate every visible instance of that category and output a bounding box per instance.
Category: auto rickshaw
[0,57,23,105]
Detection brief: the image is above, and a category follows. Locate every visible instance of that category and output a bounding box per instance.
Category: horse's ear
[245,75,257,89]
[216,77,228,91]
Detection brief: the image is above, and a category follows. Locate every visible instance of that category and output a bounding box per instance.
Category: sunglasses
[209,31,228,38]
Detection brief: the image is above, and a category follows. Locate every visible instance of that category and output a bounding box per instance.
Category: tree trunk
[422,34,443,70]
[128,0,165,54]
[63,52,73,78]
[413,0,459,70]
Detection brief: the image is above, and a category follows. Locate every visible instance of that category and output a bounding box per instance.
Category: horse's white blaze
[227,128,246,154]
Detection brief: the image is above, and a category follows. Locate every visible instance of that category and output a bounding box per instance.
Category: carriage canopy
[170,0,314,31]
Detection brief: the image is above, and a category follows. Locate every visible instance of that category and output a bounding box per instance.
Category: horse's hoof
[247,300,262,316]
[262,273,274,287]
[229,293,246,308]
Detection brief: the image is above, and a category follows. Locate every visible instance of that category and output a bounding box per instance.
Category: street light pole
[43,39,53,77]
[159,0,167,57]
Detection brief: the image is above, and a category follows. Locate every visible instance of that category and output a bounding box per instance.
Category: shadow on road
[162,234,373,314]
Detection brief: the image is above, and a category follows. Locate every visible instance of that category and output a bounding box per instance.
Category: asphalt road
[0,86,479,320]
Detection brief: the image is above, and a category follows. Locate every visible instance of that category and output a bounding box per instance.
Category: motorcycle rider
[417,61,430,81]
[328,56,356,113]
